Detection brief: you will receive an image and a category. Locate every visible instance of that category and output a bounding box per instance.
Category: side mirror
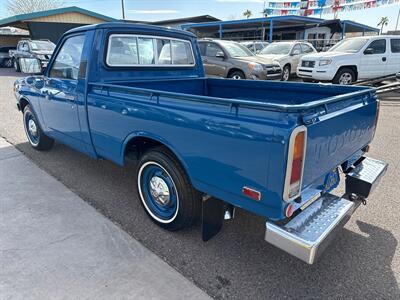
[291,49,301,56]
[364,48,374,55]
[396,72,400,80]
[26,76,45,89]
[215,51,225,59]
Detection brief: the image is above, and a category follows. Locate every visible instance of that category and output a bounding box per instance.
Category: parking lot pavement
[0,67,399,299]
[0,137,210,300]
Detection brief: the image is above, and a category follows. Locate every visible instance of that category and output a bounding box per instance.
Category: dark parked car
[0,46,15,68]
[198,39,281,80]
[9,39,55,72]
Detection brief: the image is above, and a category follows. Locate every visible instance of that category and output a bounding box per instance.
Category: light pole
[121,0,126,20]
[396,8,400,31]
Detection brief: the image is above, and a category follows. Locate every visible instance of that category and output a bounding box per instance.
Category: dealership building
[0,6,379,50]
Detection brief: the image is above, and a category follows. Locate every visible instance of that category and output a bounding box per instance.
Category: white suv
[297,36,400,84]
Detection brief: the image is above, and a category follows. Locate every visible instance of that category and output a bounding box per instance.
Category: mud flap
[201,196,225,241]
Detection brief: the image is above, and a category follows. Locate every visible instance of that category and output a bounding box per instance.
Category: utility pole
[396,7,400,31]
[121,0,125,20]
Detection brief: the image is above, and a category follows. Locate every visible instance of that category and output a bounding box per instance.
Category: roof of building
[181,15,379,33]
[151,15,221,25]
[0,6,116,28]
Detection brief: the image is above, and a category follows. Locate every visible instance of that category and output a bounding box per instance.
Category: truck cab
[14,23,387,264]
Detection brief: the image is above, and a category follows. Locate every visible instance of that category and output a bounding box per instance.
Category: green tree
[243,9,252,19]
[377,16,389,35]
[6,0,64,15]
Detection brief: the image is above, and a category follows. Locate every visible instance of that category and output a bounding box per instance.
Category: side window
[365,39,386,54]
[292,44,302,54]
[49,35,85,80]
[205,43,223,57]
[390,39,400,53]
[106,34,195,66]
[301,44,314,53]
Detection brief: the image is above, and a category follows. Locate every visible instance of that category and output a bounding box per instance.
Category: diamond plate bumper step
[265,157,387,264]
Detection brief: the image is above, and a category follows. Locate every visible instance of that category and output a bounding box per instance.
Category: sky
[0,0,399,31]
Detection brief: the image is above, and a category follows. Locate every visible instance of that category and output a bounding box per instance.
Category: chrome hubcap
[28,119,37,136]
[232,75,241,80]
[149,176,170,205]
[339,73,352,85]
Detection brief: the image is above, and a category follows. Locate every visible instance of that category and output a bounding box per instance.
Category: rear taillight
[283,126,307,202]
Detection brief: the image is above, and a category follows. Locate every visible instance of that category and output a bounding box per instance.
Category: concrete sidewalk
[0,138,210,300]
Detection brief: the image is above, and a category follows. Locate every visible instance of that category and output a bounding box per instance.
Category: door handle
[382,57,387,62]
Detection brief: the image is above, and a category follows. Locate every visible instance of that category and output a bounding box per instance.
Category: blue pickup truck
[14,23,387,264]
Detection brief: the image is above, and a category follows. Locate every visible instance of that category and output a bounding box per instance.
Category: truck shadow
[9,141,399,299]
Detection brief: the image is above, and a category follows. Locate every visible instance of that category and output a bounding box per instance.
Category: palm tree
[243,9,252,19]
[377,17,389,35]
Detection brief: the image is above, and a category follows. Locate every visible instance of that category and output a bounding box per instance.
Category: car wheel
[333,68,355,85]
[23,105,54,150]
[228,70,245,80]
[137,146,200,231]
[14,59,21,72]
[4,58,13,68]
[281,65,291,81]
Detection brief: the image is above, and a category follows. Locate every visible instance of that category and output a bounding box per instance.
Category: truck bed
[107,77,373,110]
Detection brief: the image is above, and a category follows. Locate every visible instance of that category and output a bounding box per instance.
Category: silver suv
[198,39,281,80]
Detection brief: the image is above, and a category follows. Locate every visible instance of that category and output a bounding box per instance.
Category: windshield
[328,38,369,53]
[260,43,292,55]
[30,41,55,51]
[220,42,254,57]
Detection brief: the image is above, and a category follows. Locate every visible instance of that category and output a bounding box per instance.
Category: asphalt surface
[0,67,399,299]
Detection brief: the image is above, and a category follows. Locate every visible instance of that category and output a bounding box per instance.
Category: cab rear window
[106,34,195,67]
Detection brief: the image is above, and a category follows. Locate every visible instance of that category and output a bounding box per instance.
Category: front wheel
[333,68,355,85]
[228,70,245,80]
[137,147,200,231]
[23,105,54,150]
[281,65,291,81]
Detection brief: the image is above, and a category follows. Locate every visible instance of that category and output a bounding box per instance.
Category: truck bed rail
[88,81,375,114]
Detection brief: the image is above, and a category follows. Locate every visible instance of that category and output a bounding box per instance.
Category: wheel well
[337,65,358,81]
[227,68,245,78]
[283,63,291,70]
[19,98,29,112]
[123,135,190,166]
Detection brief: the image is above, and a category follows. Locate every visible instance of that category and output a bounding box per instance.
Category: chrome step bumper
[265,157,388,264]
[265,194,356,264]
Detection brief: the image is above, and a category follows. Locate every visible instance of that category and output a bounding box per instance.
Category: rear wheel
[14,58,20,72]
[23,105,54,150]
[281,65,291,81]
[137,147,200,231]
[228,70,245,80]
[333,68,355,85]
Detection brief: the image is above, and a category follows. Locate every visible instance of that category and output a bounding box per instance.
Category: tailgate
[302,92,378,187]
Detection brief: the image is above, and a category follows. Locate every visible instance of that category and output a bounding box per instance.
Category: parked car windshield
[220,41,254,57]
[29,41,55,51]
[328,38,369,53]
[259,43,292,55]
